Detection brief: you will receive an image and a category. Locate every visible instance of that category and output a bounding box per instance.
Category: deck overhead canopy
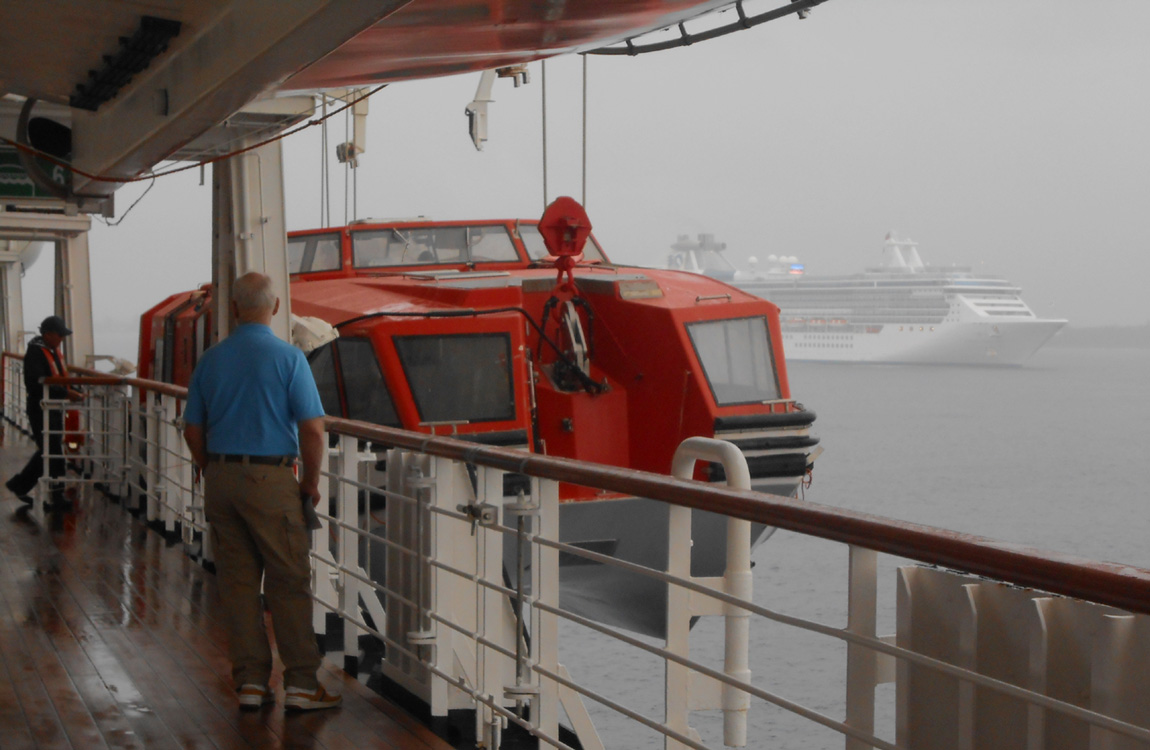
[0,0,407,200]
[0,0,801,209]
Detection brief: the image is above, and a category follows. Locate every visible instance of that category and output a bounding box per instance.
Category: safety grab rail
[28,370,1150,617]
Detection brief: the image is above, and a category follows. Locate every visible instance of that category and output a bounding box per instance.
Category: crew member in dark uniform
[6,315,83,503]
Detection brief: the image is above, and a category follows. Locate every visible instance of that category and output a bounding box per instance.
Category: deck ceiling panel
[0,1,222,106]
[0,0,730,205]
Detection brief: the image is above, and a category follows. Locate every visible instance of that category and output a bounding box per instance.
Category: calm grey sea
[558,345,1150,748]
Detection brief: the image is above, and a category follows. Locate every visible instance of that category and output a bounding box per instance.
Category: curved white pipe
[671,436,750,490]
[670,436,752,745]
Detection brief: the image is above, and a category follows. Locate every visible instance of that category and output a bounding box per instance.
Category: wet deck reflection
[0,440,450,750]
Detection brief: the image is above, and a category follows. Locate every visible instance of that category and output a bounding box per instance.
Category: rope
[321,95,329,227]
[541,60,548,210]
[0,85,386,186]
[343,104,350,226]
[581,55,588,208]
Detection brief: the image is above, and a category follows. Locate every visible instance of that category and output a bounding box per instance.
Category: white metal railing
[2,352,30,435]
[5,361,1150,750]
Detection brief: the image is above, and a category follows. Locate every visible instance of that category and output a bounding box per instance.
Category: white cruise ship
[667,232,1067,366]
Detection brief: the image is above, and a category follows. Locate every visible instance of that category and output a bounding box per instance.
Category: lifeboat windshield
[394,333,516,424]
[352,225,520,268]
[518,223,607,263]
[686,316,781,405]
[308,338,401,426]
[288,232,342,273]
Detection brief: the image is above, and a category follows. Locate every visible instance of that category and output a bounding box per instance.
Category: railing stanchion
[37,396,52,513]
[405,452,449,715]
[534,476,563,744]
[845,545,880,750]
[89,386,104,480]
[311,441,336,637]
[159,394,178,534]
[337,434,360,663]
[664,501,693,750]
[723,517,752,747]
[119,390,132,502]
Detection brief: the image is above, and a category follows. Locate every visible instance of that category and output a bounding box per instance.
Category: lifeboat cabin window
[288,233,342,274]
[352,225,519,268]
[519,223,607,263]
[307,343,343,416]
[394,334,515,423]
[337,338,401,424]
[307,338,400,426]
[686,317,781,405]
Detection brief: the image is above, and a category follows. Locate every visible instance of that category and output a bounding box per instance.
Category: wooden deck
[0,437,453,750]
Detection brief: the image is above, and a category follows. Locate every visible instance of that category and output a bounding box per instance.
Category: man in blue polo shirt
[183,271,340,712]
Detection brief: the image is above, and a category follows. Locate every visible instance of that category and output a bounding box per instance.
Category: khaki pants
[204,461,320,690]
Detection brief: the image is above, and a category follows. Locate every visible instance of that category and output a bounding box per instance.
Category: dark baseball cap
[40,315,72,336]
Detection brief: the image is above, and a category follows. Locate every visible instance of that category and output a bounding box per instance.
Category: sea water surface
[558,345,1150,748]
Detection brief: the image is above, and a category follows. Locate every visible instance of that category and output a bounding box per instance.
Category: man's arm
[297,416,326,506]
[183,423,208,470]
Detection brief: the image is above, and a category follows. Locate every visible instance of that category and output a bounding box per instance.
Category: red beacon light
[538,196,591,291]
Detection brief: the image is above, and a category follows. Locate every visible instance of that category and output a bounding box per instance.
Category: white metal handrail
[3,362,1149,750]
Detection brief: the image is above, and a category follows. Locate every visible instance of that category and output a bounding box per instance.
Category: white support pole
[312,443,337,636]
[173,403,197,549]
[145,397,160,523]
[211,140,292,343]
[478,465,509,749]
[119,394,134,503]
[664,501,693,750]
[337,434,360,659]
[159,394,180,535]
[54,232,95,366]
[87,388,104,484]
[426,454,455,715]
[34,402,50,514]
[721,519,752,747]
[845,545,879,750]
[534,477,564,743]
[0,248,26,354]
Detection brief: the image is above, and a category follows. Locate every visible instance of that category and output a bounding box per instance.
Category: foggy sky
[21,0,1150,363]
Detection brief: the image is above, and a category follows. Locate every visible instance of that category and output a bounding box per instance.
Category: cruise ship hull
[782,318,1066,366]
[667,233,1069,367]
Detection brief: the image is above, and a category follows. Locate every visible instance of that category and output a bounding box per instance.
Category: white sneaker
[237,683,274,710]
[284,685,342,711]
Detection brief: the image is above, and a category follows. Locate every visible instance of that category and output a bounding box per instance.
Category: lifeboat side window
[686,317,781,405]
[289,233,341,273]
[334,338,400,426]
[307,343,344,417]
[518,223,607,263]
[394,334,515,424]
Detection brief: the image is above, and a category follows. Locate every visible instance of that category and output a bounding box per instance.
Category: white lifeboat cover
[291,314,339,353]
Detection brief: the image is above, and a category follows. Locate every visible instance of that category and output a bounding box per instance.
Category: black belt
[208,453,295,467]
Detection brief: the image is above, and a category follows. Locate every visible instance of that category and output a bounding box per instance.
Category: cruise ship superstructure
[667,232,1067,366]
